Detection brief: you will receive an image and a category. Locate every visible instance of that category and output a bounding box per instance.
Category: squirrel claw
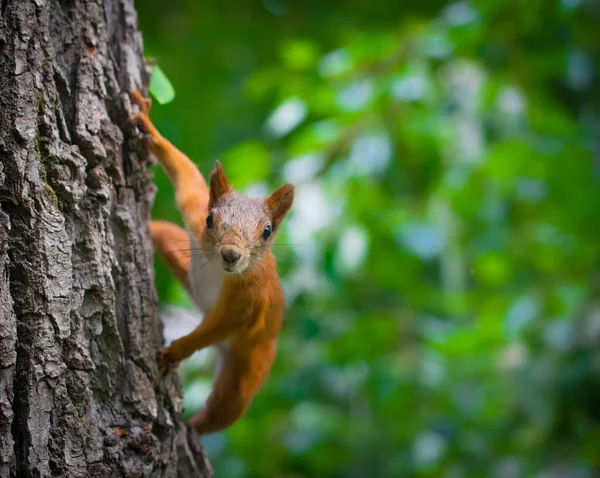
[156,345,181,383]
[129,111,153,139]
[129,111,143,125]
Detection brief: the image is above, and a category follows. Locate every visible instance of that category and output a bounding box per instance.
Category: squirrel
[129,89,294,435]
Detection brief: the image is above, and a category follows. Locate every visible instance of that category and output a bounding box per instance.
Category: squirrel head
[200,161,294,275]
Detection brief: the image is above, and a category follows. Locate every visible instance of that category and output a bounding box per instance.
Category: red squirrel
[129,89,294,435]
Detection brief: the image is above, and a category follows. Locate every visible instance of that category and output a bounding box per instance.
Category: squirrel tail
[189,352,252,435]
[149,220,191,290]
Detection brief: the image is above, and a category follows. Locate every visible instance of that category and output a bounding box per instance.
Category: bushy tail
[189,352,252,435]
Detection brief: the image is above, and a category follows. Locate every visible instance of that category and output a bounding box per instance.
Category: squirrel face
[201,161,294,275]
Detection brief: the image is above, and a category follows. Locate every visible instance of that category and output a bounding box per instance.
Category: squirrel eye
[206,212,213,228]
[261,225,272,240]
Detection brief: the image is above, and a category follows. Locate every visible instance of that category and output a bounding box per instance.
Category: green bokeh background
[137,0,600,476]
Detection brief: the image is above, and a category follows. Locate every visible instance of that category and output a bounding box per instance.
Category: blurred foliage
[137,0,600,476]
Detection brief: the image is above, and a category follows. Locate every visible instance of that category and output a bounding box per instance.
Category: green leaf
[149,64,175,105]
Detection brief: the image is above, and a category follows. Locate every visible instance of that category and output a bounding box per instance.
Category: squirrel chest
[188,235,225,314]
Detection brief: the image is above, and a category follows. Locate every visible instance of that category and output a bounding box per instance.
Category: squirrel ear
[209,160,231,206]
[265,183,294,231]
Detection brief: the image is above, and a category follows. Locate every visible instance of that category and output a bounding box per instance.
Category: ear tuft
[209,160,231,206]
[265,183,294,231]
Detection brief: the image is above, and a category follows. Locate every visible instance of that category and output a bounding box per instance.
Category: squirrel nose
[221,247,241,264]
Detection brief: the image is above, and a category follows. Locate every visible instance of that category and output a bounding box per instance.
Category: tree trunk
[0,1,212,477]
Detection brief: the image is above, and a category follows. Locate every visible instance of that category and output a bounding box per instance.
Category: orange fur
[130,89,209,234]
[130,89,292,435]
[149,220,191,290]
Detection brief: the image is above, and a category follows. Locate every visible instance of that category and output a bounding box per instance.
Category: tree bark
[0,1,212,477]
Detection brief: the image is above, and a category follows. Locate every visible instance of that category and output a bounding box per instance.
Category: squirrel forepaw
[129,111,154,142]
[129,91,158,144]
[129,111,144,125]
[130,89,152,114]
[156,344,181,382]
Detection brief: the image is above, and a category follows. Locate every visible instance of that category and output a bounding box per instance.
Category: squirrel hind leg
[190,393,249,436]
[190,357,251,435]
[149,220,191,290]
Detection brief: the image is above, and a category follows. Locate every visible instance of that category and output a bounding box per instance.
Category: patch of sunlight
[334,225,369,275]
[348,133,392,175]
[182,379,212,412]
[286,182,339,244]
[282,153,325,183]
[413,430,447,467]
[397,221,444,259]
[318,48,353,77]
[265,97,307,138]
[392,72,430,102]
[497,86,526,117]
[241,181,270,198]
[443,1,478,26]
[336,78,374,112]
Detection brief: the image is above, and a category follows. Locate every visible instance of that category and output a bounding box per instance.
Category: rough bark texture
[0,1,212,477]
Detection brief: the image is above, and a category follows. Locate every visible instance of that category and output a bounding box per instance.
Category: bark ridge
[0,1,211,476]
